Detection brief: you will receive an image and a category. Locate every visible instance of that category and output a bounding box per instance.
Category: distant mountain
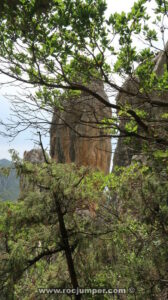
[0,159,20,201]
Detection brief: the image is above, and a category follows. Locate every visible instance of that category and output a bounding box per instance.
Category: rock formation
[50,80,112,174]
[23,149,45,164]
[113,43,168,168]
[20,149,45,196]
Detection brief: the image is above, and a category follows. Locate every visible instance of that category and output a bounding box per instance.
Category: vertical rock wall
[113,43,168,168]
[50,80,112,174]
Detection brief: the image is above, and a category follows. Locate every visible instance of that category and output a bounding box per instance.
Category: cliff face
[113,43,168,168]
[50,80,112,174]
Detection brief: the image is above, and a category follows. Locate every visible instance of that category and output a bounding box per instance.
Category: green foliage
[0,158,105,298]
[0,0,166,98]
[0,152,167,299]
[125,120,138,133]
[103,155,168,298]
[0,1,168,299]
[0,0,167,143]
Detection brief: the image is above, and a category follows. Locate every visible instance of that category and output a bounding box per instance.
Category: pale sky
[0,0,162,159]
[107,0,136,14]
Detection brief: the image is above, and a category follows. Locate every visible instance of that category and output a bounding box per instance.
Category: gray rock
[113,42,168,169]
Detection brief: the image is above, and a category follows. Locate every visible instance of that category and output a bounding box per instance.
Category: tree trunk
[54,194,81,300]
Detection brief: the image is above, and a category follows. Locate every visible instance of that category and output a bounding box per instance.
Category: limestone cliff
[50,80,112,174]
[113,43,168,168]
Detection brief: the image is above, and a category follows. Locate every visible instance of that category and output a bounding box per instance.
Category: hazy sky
[0,0,158,159]
[107,0,136,14]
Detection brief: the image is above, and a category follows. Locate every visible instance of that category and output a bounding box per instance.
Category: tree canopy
[0,0,167,145]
